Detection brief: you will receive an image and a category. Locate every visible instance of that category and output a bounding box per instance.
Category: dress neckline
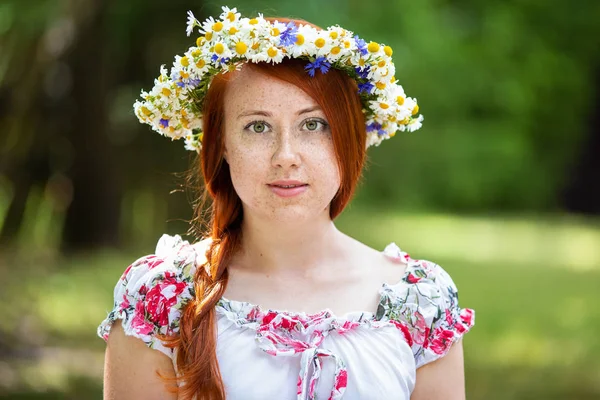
[216,242,415,323]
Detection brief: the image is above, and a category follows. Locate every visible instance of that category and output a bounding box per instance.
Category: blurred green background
[1,0,599,398]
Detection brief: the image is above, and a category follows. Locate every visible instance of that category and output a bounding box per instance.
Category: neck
[235,208,347,275]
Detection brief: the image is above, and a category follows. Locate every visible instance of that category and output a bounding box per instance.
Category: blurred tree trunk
[562,65,600,214]
[61,0,121,251]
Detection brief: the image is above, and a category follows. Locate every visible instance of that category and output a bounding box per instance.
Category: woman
[98,6,474,400]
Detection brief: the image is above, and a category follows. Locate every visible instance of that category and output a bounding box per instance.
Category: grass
[1,209,599,399]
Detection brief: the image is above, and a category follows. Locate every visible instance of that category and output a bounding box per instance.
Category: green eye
[252,122,266,133]
[305,120,319,131]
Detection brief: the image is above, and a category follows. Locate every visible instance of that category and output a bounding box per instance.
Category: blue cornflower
[354,65,371,79]
[279,22,298,47]
[354,35,368,56]
[211,54,219,62]
[367,122,386,136]
[159,118,170,128]
[358,82,375,94]
[305,57,331,77]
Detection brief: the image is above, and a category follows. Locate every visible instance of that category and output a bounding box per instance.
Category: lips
[267,180,309,198]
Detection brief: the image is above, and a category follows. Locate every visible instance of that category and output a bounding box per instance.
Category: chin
[249,202,331,224]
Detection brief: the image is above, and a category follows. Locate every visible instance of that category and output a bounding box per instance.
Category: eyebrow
[236,106,322,119]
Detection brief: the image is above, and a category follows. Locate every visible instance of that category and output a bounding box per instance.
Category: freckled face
[222,66,341,223]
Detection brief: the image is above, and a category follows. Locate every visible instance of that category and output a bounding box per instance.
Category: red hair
[159,17,366,399]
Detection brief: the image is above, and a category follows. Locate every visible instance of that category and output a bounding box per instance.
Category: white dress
[98,234,475,399]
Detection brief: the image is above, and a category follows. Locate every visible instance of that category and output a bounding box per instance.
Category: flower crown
[134,6,423,152]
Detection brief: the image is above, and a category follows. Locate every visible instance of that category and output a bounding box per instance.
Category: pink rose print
[412,311,429,345]
[390,320,413,347]
[297,376,303,395]
[119,292,130,310]
[145,256,164,270]
[131,301,155,336]
[454,321,467,334]
[262,311,278,325]
[407,273,422,284]
[430,327,455,355]
[334,369,348,390]
[460,308,474,326]
[445,309,453,325]
[144,276,187,326]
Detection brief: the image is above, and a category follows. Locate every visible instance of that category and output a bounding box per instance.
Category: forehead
[223,66,319,116]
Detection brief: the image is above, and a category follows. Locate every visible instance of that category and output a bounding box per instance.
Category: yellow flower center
[380,102,389,109]
[229,27,238,35]
[191,49,201,57]
[358,58,366,67]
[271,28,280,36]
[205,32,213,41]
[169,126,175,133]
[161,88,172,97]
[389,131,396,137]
[412,105,419,115]
[213,22,223,32]
[343,40,351,48]
[235,42,248,55]
[396,96,405,105]
[400,117,410,125]
[331,46,341,55]
[251,42,260,50]
[227,12,236,22]
[196,59,206,68]
[180,56,189,67]
[391,76,397,83]
[384,46,393,57]
[182,119,189,129]
[214,43,225,54]
[378,60,386,68]
[388,115,397,122]
[181,109,187,117]
[141,106,152,116]
[315,38,326,48]
[267,47,278,57]
[376,82,386,90]
[367,42,380,53]
[180,71,189,79]
[196,37,205,47]
[329,31,338,39]
[295,34,305,45]
[249,18,258,25]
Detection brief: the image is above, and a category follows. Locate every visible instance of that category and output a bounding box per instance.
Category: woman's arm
[103,321,179,400]
[411,340,466,400]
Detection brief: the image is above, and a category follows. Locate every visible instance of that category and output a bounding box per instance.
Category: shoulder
[97,234,209,357]
[379,243,475,369]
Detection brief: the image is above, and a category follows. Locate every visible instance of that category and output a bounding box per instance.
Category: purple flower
[159,118,170,128]
[279,22,298,47]
[355,65,371,79]
[305,57,331,77]
[354,35,368,56]
[358,82,374,94]
[367,122,387,136]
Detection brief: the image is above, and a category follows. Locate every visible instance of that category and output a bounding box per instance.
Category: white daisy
[186,11,198,37]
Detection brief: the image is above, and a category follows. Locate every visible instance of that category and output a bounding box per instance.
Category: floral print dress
[98,234,475,399]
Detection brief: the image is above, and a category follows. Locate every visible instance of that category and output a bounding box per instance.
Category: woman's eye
[304,119,328,131]
[245,121,269,133]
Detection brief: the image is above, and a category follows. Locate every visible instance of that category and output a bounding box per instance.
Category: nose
[271,129,301,169]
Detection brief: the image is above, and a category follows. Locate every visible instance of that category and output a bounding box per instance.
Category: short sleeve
[380,243,475,369]
[97,234,202,358]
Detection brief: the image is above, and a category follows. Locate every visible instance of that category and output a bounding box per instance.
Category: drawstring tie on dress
[254,312,349,400]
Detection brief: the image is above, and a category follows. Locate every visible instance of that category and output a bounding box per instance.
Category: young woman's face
[222,66,341,223]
